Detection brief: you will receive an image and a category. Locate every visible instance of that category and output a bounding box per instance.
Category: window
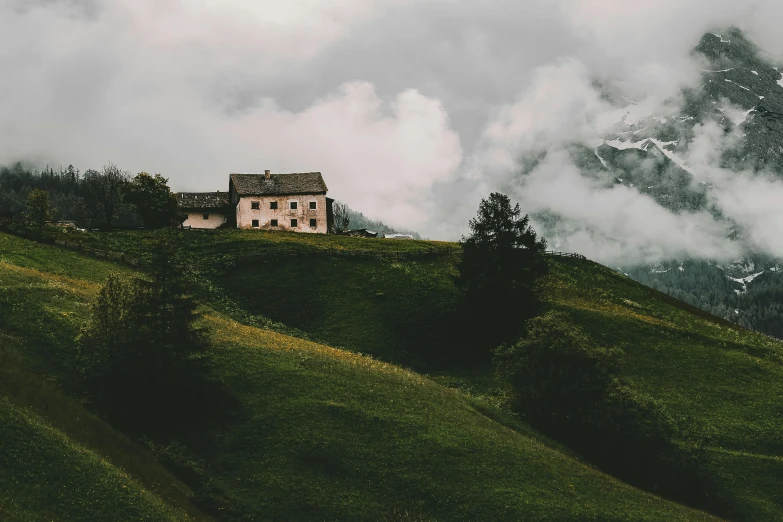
[310,218,317,228]
[309,201,317,210]
[251,219,259,228]
[270,219,278,227]
[289,201,298,210]
[203,213,209,220]
[251,201,260,210]
[270,201,278,210]
[290,218,298,227]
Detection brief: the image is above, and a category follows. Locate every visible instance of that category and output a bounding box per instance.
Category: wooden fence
[543,250,587,260]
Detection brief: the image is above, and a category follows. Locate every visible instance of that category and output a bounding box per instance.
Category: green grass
[198,312,716,521]
[0,395,186,522]
[52,228,453,265]
[0,230,721,520]
[129,228,783,520]
[0,235,204,520]
[543,257,783,519]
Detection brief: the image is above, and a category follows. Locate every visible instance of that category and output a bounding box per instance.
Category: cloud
[3,0,783,251]
[518,151,741,264]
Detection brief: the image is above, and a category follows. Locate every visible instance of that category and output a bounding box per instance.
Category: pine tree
[457,193,548,356]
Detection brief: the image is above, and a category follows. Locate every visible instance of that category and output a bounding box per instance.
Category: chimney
[264,169,271,180]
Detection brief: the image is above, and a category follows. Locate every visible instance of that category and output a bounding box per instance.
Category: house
[348,228,378,238]
[177,192,230,229]
[229,171,332,234]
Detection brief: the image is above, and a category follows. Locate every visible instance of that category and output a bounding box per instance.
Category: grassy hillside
[543,258,783,520]
[61,228,783,519]
[0,231,719,520]
[0,395,186,521]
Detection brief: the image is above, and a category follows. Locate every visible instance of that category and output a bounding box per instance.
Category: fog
[3,0,783,261]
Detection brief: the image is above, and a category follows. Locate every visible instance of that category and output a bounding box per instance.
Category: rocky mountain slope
[537,28,783,340]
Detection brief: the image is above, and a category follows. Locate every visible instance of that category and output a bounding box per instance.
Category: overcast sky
[3,0,783,257]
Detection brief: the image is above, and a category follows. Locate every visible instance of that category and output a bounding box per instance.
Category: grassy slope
[0,234,205,521]
[545,257,783,520]
[0,231,716,521]
[69,228,783,520]
[0,395,185,522]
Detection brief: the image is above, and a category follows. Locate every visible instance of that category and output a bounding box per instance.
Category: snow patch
[752,70,759,75]
[727,271,765,294]
[726,106,756,126]
[595,95,662,130]
[711,33,731,44]
[604,139,648,151]
[649,139,694,174]
[594,148,611,171]
[724,79,751,91]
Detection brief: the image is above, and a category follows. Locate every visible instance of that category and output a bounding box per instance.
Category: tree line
[0,161,178,229]
[626,260,783,341]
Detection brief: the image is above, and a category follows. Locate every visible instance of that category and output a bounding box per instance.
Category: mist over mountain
[512,29,783,265]
[509,28,783,339]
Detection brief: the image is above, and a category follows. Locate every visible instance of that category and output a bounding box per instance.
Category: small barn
[176,192,230,229]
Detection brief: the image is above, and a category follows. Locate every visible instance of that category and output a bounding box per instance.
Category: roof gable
[230,172,328,196]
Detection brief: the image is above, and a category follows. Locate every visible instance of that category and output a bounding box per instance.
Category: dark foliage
[24,189,54,231]
[77,239,233,437]
[332,201,351,234]
[125,172,178,229]
[627,259,783,341]
[457,193,548,356]
[82,164,130,228]
[495,311,733,517]
[0,161,141,228]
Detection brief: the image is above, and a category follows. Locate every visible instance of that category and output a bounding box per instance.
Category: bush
[76,242,225,437]
[496,311,725,514]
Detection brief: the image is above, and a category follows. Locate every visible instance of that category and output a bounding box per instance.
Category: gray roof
[230,172,328,196]
[176,192,230,210]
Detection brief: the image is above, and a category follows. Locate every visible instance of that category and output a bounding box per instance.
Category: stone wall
[236,194,328,234]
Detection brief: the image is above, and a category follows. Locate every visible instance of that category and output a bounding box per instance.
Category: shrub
[24,189,54,232]
[77,242,221,436]
[496,311,724,514]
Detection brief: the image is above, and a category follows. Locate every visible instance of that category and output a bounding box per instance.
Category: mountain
[533,28,783,341]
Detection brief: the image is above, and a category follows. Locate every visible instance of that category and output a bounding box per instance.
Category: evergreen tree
[78,238,211,435]
[457,193,548,355]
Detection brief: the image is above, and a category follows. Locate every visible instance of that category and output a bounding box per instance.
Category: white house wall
[182,211,227,229]
[236,194,328,234]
